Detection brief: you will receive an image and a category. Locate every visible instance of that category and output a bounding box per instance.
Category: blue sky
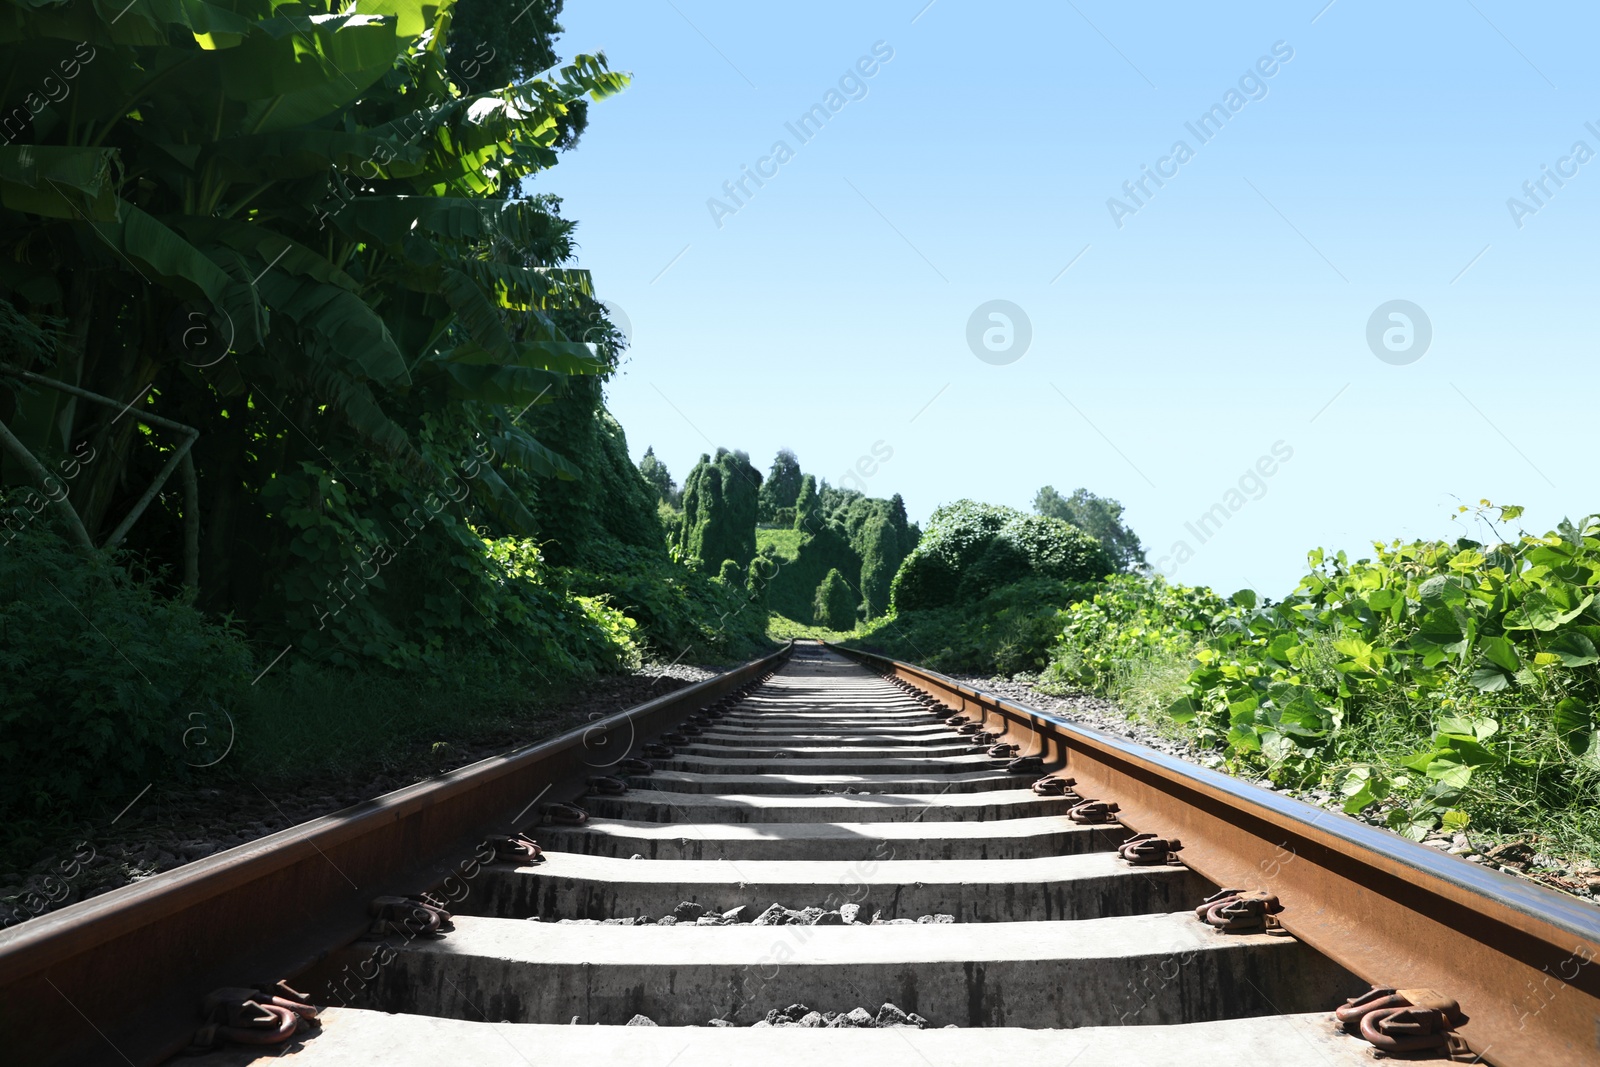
[539,0,1599,596]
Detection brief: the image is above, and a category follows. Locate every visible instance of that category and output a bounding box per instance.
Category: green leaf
[1469,666,1510,691]
[1166,695,1198,724]
[0,144,120,220]
[221,12,407,132]
[1266,633,1299,664]
[1553,698,1594,756]
[1261,731,1299,763]
[1481,635,1521,672]
[1339,766,1389,814]
[1547,631,1599,667]
[1231,589,1257,609]
[1333,636,1381,673]
[1226,723,1261,752]
[1418,574,1471,609]
[1401,749,1442,773]
[93,201,235,307]
[1386,806,1437,841]
[1505,587,1596,631]
[1441,809,1470,832]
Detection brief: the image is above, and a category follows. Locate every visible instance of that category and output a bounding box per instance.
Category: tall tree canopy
[677,448,761,571]
[637,446,677,505]
[757,447,803,520]
[1033,486,1145,572]
[0,0,627,660]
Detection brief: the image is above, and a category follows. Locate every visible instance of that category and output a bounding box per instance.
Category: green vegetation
[675,449,762,574]
[755,527,804,562]
[1033,486,1145,572]
[856,577,1100,676]
[767,613,859,643]
[638,447,680,507]
[891,500,1110,612]
[838,500,1112,675]
[757,448,803,522]
[0,1,767,843]
[813,568,856,631]
[1042,504,1600,855]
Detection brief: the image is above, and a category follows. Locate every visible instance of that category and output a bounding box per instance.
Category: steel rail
[828,642,1600,1067]
[0,644,792,1067]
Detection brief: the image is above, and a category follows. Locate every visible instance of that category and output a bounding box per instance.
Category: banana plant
[0,0,628,627]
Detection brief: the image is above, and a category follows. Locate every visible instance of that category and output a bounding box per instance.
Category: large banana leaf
[98,200,234,306]
[0,144,119,220]
[335,197,572,250]
[437,265,516,362]
[438,362,564,406]
[442,339,604,377]
[221,12,407,132]
[466,461,538,534]
[492,423,582,481]
[176,216,410,384]
[0,0,255,47]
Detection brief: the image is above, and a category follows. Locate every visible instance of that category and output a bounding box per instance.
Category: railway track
[4,642,1598,1065]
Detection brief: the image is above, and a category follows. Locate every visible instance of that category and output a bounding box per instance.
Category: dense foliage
[1047,505,1600,851]
[891,500,1111,612]
[1,0,627,653]
[0,2,771,821]
[637,446,678,506]
[757,448,802,521]
[857,576,1099,676]
[812,568,856,631]
[1033,486,1145,572]
[752,469,916,626]
[675,449,761,572]
[0,502,253,810]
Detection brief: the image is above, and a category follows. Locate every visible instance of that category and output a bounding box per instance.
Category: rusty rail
[0,644,792,1066]
[828,642,1600,1067]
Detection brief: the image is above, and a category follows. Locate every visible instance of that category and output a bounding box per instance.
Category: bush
[1048,505,1600,856]
[813,568,857,630]
[763,522,860,623]
[677,449,762,573]
[890,500,1110,612]
[855,577,1098,675]
[0,510,254,812]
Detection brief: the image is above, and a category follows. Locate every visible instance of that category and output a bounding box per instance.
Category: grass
[755,527,804,562]
[767,612,860,643]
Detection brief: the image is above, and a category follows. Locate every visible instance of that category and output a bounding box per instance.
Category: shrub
[890,500,1110,612]
[764,522,860,623]
[813,568,857,630]
[1048,505,1600,854]
[0,510,254,811]
[855,577,1098,675]
[678,449,762,573]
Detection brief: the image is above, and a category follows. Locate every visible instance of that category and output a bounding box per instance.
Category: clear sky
[537,0,1599,597]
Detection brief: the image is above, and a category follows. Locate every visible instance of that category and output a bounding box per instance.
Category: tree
[447,0,589,148]
[0,0,628,660]
[1033,487,1145,572]
[813,568,857,630]
[757,447,803,521]
[638,447,677,505]
[891,500,1110,612]
[677,448,761,571]
[858,515,898,618]
[793,474,819,532]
